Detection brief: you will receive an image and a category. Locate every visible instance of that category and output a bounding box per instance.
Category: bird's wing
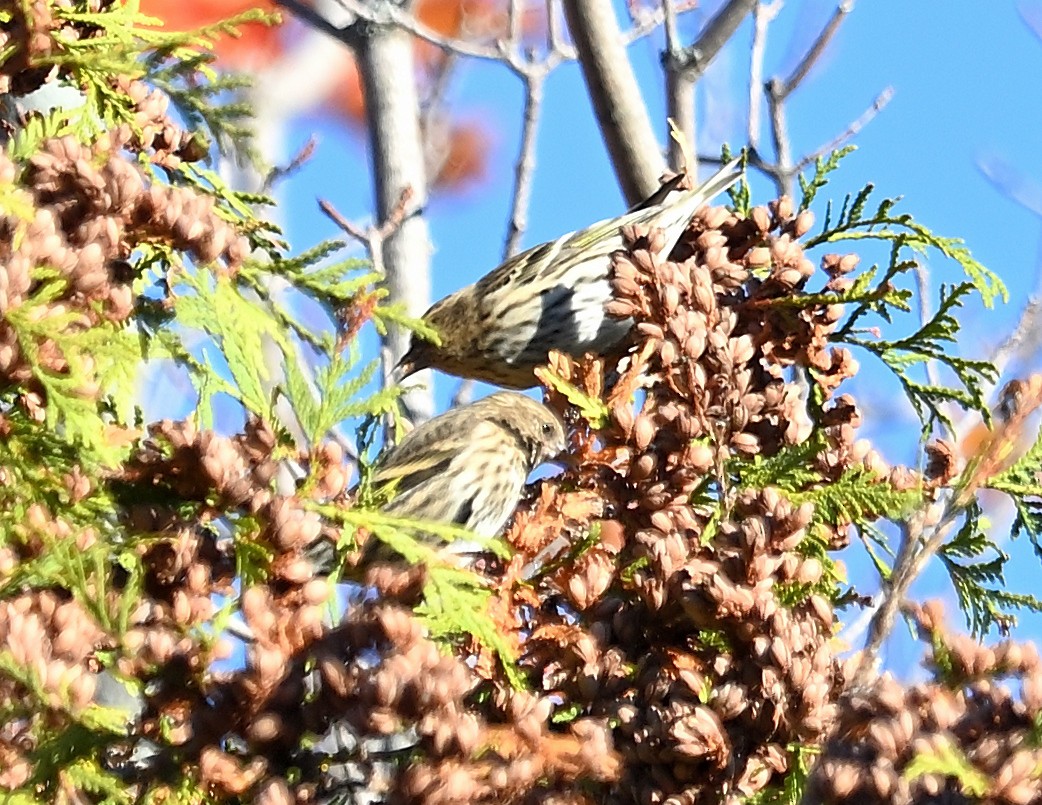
[472,238,560,296]
[610,157,744,250]
[626,173,687,213]
[370,415,491,495]
[481,158,744,293]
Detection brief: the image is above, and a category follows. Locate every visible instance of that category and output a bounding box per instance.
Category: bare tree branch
[355,21,435,423]
[661,0,755,169]
[333,0,512,60]
[673,0,756,80]
[764,76,793,196]
[853,500,961,687]
[319,189,417,265]
[661,0,680,60]
[274,0,360,45]
[547,0,566,49]
[318,198,371,246]
[563,0,666,203]
[748,1,879,198]
[508,0,525,44]
[662,0,694,171]
[498,2,574,249]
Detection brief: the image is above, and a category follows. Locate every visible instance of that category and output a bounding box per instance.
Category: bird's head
[393,296,452,381]
[394,293,485,383]
[533,411,568,465]
[481,391,567,468]
[394,337,433,383]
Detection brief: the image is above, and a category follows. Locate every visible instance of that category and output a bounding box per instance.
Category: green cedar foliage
[0,3,483,799]
[3,3,1042,801]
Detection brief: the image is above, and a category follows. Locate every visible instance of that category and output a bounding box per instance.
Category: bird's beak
[392,353,415,383]
[547,448,572,468]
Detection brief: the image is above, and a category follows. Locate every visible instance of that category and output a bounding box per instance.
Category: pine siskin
[361,391,566,562]
[396,158,744,389]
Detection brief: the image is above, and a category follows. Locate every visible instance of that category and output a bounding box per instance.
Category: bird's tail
[630,156,745,254]
[692,156,745,208]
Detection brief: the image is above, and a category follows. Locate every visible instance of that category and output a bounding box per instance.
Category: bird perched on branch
[395,158,744,389]
[359,391,566,563]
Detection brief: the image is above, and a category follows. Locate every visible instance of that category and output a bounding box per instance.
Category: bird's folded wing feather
[371,417,494,494]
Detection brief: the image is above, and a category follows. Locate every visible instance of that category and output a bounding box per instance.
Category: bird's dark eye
[542,423,556,437]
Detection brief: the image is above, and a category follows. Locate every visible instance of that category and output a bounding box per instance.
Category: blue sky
[269,1,1042,668]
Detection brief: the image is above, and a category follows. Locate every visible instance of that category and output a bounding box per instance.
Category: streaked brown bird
[396,158,744,389]
[361,391,566,562]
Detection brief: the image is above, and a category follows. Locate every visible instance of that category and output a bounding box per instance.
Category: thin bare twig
[795,87,894,172]
[662,0,680,52]
[261,136,318,194]
[506,80,546,255]
[319,188,416,257]
[420,51,460,132]
[547,0,565,50]
[990,297,1042,381]
[319,199,370,248]
[320,189,430,432]
[778,0,854,98]
[853,500,961,686]
[621,4,672,43]
[913,264,943,391]
[753,1,876,198]
[747,0,782,150]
